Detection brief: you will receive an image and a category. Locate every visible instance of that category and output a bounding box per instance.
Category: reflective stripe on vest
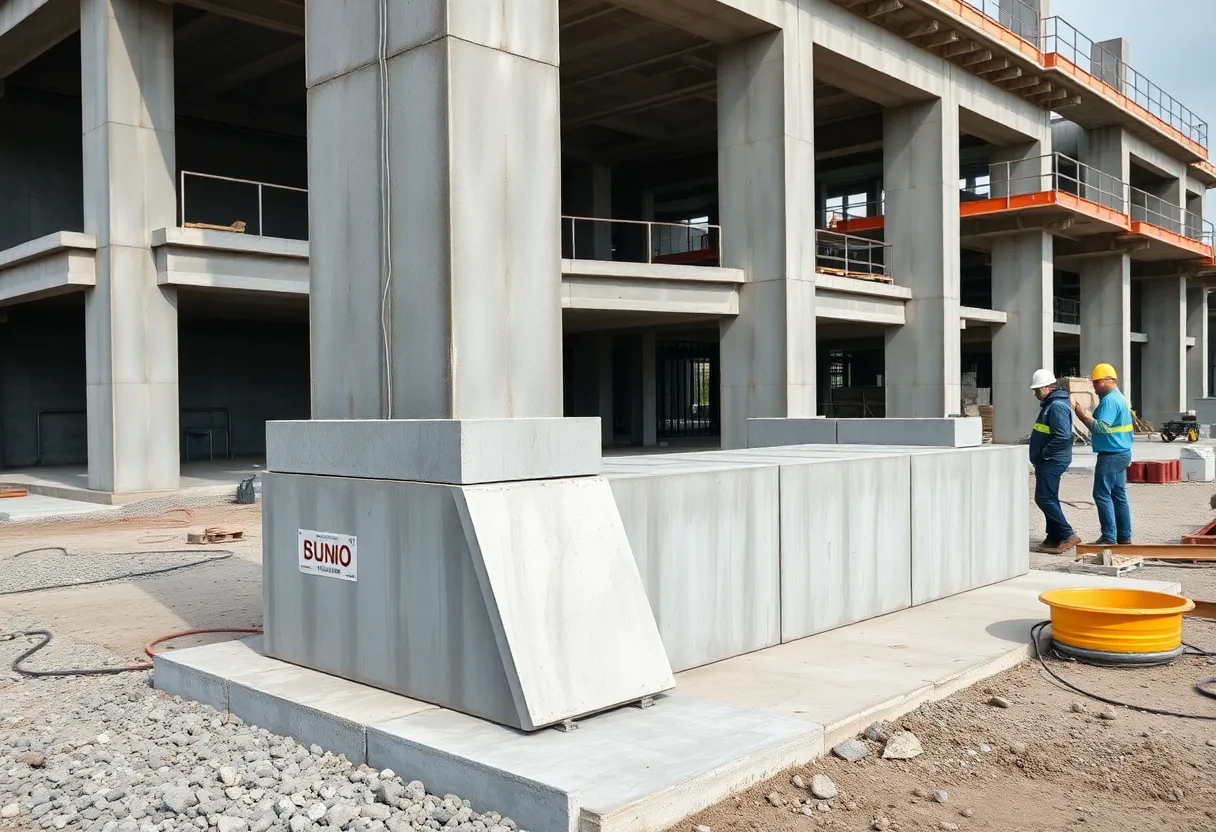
[1033,423,1052,434]
[1109,424,1134,434]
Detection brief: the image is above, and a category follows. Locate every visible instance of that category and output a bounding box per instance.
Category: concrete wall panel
[780,455,912,640]
[610,466,782,672]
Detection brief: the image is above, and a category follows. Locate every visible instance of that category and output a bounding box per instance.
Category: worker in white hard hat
[1028,369,1079,554]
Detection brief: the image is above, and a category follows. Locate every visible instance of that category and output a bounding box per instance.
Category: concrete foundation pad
[676,570,1181,746]
[746,417,838,447]
[835,417,983,447]
[266,418,601,484]
[0,492,123,521]
[156,643,821,832]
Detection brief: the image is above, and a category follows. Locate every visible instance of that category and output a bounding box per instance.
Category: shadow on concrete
[985,618,1042,644]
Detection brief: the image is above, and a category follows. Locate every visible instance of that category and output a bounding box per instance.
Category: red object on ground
[1127,461,1147,483]
[1182,517,1216,544]
[1142,460,1179,484]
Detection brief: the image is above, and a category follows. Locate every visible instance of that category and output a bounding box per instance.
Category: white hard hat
[1030,368,1057,389]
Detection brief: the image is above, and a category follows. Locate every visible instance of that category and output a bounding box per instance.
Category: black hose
[5,630,151,678]
[1031,621,1216,718]
[0,547,234,597]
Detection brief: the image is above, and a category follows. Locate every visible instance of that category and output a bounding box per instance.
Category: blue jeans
[1034,461,1074,543]
[1093,451,1132,543]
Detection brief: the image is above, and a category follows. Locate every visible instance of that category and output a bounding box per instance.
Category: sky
[1050,0,1216,212]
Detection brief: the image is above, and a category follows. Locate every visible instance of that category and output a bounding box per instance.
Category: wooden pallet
[1068,551,1143,577]
[187,526,245,545]
[184,221,247,233]
[816,266,895,284]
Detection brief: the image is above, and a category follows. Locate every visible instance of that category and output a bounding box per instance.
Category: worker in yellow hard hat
[1073,363,1134,545]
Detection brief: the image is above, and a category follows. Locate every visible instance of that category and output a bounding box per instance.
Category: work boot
[1088,539,1117,546]
[1035,539,1059,553]
[1117,538,1131,545]
[1037,535,1079,554]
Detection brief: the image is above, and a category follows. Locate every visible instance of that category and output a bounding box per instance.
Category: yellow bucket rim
[1039,587,1195,616]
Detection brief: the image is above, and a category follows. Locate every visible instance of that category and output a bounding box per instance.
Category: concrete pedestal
[1186,286,1208,410]
[263,419,673,732]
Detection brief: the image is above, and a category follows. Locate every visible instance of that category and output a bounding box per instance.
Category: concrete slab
[836,417,983,447]
[746,417,838,447]
[455,477,675,729]
[676,570,1182,746]
[266,418,601,485]
[369,695,821,832]
[156,639,822,832]
[0,493,122,521]
[154,637,436,765]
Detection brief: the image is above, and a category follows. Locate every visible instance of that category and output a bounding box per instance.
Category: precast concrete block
[910,450,973,604]
[609,465,781,672]
[969,446,1030,588]
[266,418,601,484]
[746,417,838,447]
[836,417,982,447]
[263,471,671,731]
[779,454,912,640]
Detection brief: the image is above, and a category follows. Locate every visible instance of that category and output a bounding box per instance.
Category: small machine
[1160,411,1201,443]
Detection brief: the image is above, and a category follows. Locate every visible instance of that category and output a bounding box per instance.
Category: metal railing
[561,216,721,265]
[815,229,891,278]
[1041,17,1208,147]
[966,152,1127,212]
[962,0,1039,43]
[1128,187,1214,243]
[820,199,884,229]
[179,171,309,240]
[1053,297,1080,325]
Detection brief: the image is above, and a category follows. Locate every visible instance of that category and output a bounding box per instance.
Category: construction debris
[183,220,247,233]
[1068,550,1143,577]
[0,488,28,499]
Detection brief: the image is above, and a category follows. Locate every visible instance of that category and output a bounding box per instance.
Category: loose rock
[961,807,975,818]
[1,804,20,819]
[1207,739,1216,748]
[864,721,889,743]
[218,766,241,787]
[1070,702,1086,714]
[766,792,784,808]
[1098,707,1118,721]
[913,788,929,799]
[939,823,959,831]
[882,731,924,760]
[986,696,1011,709]
[872,818,890,831]
[17,751,47,768]
[791,774,806,789]
[810,775,838,800]
[694,826,712,832]
[833,739,870,762]
[932,790,949,804]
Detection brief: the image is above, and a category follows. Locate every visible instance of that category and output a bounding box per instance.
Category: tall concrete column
[641,333,657,447]
[1079,254,1132,402]
[81,0,179,493]
[718,29,816,448]
[1139,277,1187,426]
[307,3,562,421]
[883,97,961,417]
[1187,286,1208,409]
[565,163,612,260]
[991,231,1053,442]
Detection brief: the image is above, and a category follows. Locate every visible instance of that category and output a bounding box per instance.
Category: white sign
[298,529,358,582]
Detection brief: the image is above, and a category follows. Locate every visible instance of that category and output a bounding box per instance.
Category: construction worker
[1074,363,1134,545]
[1028,369,1079,553]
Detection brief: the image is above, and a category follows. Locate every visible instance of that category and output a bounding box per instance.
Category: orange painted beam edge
[1042,54,1207,160]
[831,216,885,233]
[1128,222,1214,258]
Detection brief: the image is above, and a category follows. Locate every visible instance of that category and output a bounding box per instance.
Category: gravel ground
[0,617,526,832]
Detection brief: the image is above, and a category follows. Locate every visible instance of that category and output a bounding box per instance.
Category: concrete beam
[0,231,97,305]
[154,0,303,35]
[184,41,304,100]
[0,0,79,78]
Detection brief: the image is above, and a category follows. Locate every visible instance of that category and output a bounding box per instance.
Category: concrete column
[307,2,562,421]
[81,0,179,493]
[1187,287,1208,409]
[1091,38,1130,95]
[565,163,613,260]
[1079,254,1132,403]
[883,97,961,417]
[641,333,657,447]
[991,231,1053,442]
[597,333,613,446]
[1139,277,1187,425]
[1079,126,1129,212]
[718,28,816,448]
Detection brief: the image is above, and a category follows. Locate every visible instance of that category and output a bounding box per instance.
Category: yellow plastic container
[1039,588,1195,654]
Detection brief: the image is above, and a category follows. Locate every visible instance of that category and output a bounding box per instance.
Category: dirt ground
[3,476,1216,832]
[679,474,1216,832]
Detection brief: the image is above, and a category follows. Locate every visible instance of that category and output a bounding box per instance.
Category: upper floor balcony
[829,0,1210,163]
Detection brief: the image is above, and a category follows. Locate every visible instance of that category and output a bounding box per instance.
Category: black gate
[656,340,719,439]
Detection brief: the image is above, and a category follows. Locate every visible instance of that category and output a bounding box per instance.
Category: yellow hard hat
[1090,363,1118,381]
